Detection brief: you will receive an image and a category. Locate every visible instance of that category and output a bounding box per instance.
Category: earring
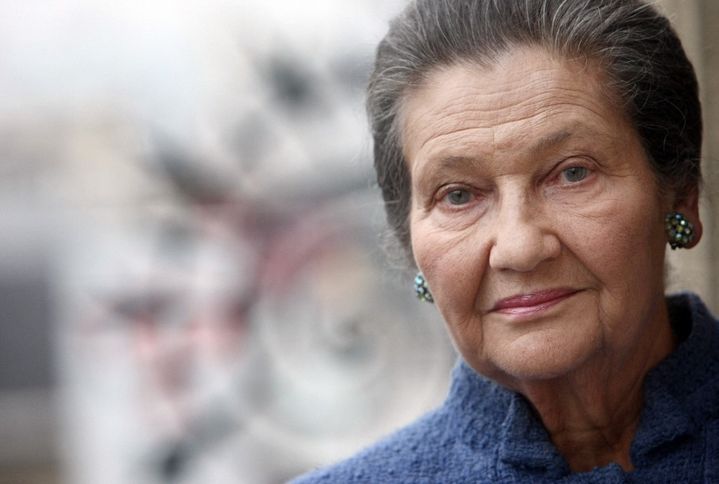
[414,273,434,303]
[665,212,695,250]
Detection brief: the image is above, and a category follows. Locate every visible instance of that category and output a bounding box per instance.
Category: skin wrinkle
[398,53,626,150]
[404,72,615,167]
[408,94,611,156]
[403,46,699,473]
[414,128,618,191]
[526,304,653,459]
[411,125,628,219]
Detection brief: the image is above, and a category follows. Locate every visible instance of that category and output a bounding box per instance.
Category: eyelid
[436,183,473,200]
[433,184,489,214]
[548,157,595,185]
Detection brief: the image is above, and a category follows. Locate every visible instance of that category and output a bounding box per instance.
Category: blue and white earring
[665,212,695,250]
[414,273,434,303]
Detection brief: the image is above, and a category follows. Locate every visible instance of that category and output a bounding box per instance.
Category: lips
[491,288,580,316]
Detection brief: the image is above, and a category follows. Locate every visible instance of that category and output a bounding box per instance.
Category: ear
[673,186,703,248]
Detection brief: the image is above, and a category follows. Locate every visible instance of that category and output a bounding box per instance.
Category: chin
[471,330,600,384]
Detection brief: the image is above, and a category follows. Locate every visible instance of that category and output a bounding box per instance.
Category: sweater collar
[496,393,568,475]
[633,293,719,457]
[446,361,568,473]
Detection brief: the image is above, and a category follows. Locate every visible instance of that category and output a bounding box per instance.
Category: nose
[488,193,561,272]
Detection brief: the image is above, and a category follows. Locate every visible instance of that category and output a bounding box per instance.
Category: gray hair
[367,0,702,262]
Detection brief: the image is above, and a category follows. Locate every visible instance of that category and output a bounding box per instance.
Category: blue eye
[562,166,588,183]
[445,189,472,205]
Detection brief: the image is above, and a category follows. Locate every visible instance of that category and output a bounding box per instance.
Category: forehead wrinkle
[404,85,610,164]
[411,118,621,186]
[401,49,629,178]
[405,57,598,116]
[415,106,600,168]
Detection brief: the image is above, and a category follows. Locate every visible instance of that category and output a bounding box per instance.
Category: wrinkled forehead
[397,46,627,166]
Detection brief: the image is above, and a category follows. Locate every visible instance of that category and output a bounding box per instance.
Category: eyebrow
[425,128,577,170]
[531,129,573,153]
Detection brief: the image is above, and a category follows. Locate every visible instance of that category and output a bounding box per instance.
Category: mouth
[490,288,581,316]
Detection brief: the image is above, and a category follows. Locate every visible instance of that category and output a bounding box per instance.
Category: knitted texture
[292,293,719,483]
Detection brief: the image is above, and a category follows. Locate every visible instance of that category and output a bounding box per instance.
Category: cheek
[411,218,489,319]
[566,193,667,302]
[413,227,491,372]
[410,196,486,271]
[412,221,469,282]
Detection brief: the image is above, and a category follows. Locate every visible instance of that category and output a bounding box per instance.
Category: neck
[513,311,676,472]
[521,376,644,472]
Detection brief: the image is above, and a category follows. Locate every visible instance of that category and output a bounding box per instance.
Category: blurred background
[0,1,716,483]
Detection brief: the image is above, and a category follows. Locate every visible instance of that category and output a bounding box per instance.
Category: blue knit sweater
[292,294,719,483]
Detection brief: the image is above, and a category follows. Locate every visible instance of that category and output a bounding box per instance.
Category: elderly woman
[295,0,718,481]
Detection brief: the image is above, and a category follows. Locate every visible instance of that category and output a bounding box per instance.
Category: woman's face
[403,47,689,385]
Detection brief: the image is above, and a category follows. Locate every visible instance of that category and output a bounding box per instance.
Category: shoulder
[291,361,511,483]
[291,407,454,483]
[657,294,719,466]
[660,294,719,416]
[292,365,506,484]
